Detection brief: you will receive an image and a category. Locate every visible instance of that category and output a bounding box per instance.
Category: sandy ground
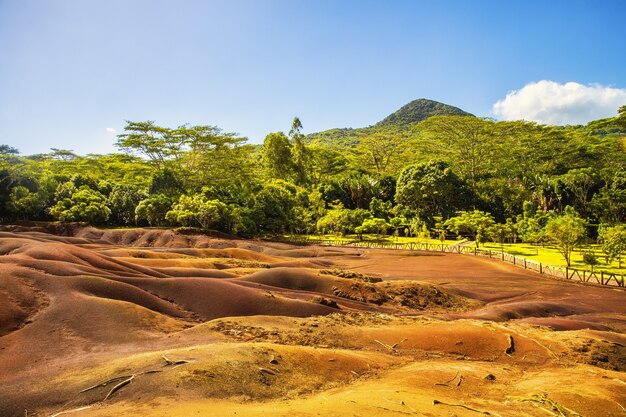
[0,226,624,417]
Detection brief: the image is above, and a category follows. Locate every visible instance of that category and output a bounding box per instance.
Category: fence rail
[273,237,625,288]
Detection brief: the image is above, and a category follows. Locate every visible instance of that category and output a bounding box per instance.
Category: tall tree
[395,160,471,222]
[289,117,311,185]
[543,207,586,267]
[262,132,294,180]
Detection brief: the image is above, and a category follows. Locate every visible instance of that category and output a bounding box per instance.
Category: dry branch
[433,399,492,415]
[434,371,460,386]
[162,354,190,366]
[103,375,135,401]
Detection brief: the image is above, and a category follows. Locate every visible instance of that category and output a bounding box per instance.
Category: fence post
[601,271,604,285]
[501,251,504,261]
[474,247,477,256]
[524,259,527,269]
[566,267,569,279]
[539,263,543,274]
[513,255,516,265]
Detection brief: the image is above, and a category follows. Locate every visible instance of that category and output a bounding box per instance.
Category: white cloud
[105,127,116,133]
[493,80,626,125]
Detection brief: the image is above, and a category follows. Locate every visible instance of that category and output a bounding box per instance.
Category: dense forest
[2,99,626,252]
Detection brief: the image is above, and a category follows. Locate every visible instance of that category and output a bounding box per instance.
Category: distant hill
[375,98,473,127]
[307,98,473,147]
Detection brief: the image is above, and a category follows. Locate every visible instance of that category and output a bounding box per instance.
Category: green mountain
[375,98,473,127]
[308,98,473,147]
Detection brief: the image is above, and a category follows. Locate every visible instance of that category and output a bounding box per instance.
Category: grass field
[476,242,626,275]
[281,233,458,246]
[283,234,626,277]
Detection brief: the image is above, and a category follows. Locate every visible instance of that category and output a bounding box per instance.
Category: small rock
[484,374,496,381]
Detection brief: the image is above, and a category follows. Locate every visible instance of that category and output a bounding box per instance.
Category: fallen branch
[374,339,395,352]
[103,375,134,401]
[391,338,409,349]
[48,405,93,417]
[162,354,190,366]
[80,375,133,393]
[433,399,492,415]
[434,371,460,386]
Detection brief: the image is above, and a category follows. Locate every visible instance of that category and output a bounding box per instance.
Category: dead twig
[48,406,93,417]
[391,338,409,349]
[162,354,190,366]
[374,339,395,352]
[434,371,460,386]
[433,399,492,415]
[80,375,133,393]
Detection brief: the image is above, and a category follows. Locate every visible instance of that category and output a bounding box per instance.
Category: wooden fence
[274,237,625,288]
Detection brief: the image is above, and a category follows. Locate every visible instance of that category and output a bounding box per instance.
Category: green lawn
[480,242,626,276]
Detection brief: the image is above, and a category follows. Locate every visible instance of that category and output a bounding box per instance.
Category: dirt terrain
[0,225,625,417]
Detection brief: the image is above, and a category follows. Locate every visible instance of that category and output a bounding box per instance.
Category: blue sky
[1,0,625,155]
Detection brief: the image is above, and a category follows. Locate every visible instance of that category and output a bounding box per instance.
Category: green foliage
[49,186,111,224]
[316,205,371,236]
[252,181,297,234]
[543,207,587,266]
[395,160,470,221]
[356,217,390,237]
[135,194,174,226]
[107,185,147,225]
[166,194,228,230]
[444,210,495,247]
[8,186,47,219]
[3,103,626,242]
[582,251,599,271]
[599,224,626,268]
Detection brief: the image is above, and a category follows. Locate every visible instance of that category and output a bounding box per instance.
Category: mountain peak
[375,98,473,126]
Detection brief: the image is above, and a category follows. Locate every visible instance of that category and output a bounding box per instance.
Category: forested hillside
[1,100,625,247]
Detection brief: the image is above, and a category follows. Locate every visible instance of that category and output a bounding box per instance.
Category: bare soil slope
[0,226,624,417]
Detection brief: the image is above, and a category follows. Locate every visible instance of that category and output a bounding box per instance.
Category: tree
[417,116,497,185]
[389,216,406,240]
[116,121,176,169]
[289,117,311,185]
[8,186,47,220]
[395,160,470,221]
[262,132,294,180]
[49,186,111,224]
[599,225,626,268]
[561,168,597,217]
[488,223,509,251]
[444,210,495,247]
[543,207,586,267]
[252,181,296,233]
[166,194,228,230]
[107,185,147,225]
[356,218,390,238]
[582,252,599,271]
[135,194,174,226]
[0,145,19,155]
[351,130,412,176]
